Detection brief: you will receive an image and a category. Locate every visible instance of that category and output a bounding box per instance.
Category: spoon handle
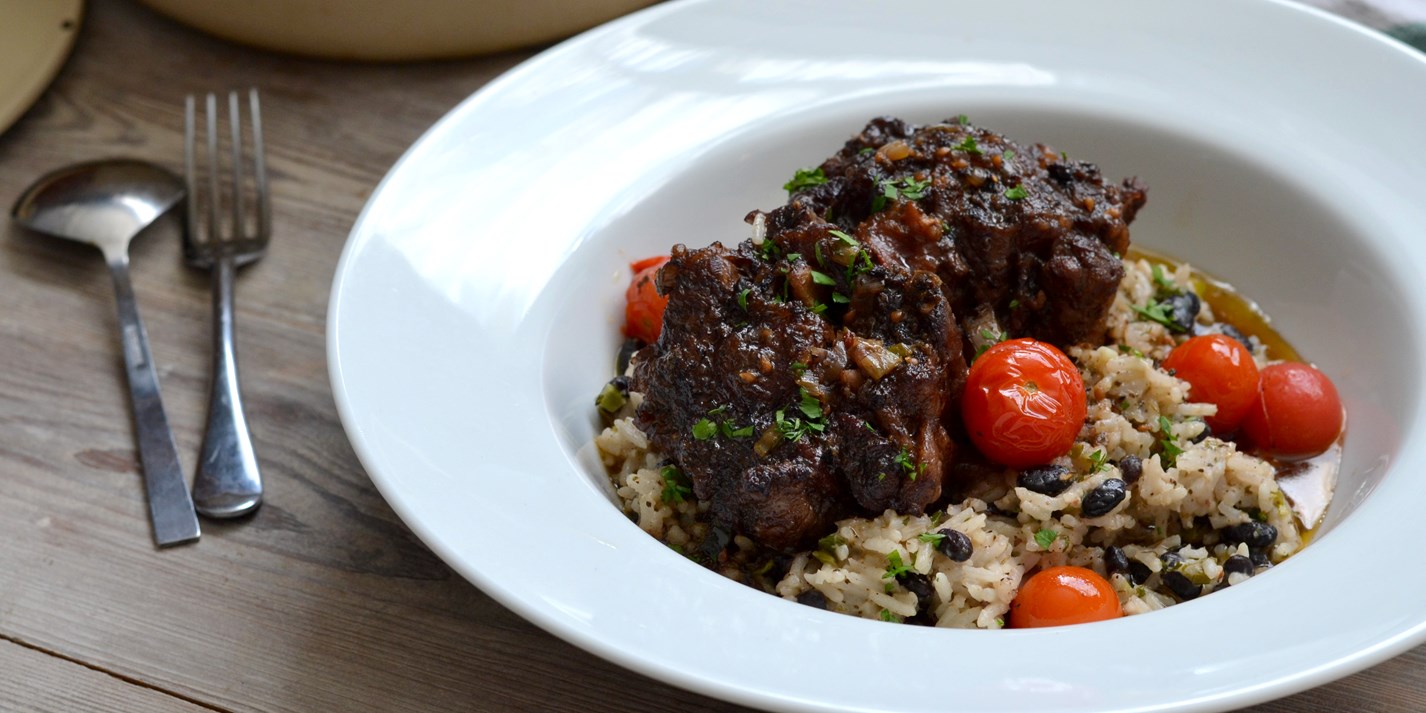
[191,254,262,518]
[107,256,201,546]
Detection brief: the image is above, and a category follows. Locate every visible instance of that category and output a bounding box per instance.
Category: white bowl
[137,0,656,60]
[328,1,1426,711]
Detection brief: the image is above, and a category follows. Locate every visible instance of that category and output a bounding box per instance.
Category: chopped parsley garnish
[783,167,828,194]
[595,382,627,414]
[659,465,692,504]
[1034,529,1058,549]
[956,114,970,125]
[814,242,825,266]
[790,361,808,375]
[818,532,846,551]
[858,146,876,156]
[832,292,850,304]
[1003,149,1015,162]
[798,388,824,420]
[894,446,927,481]
[872,176,932,211]
[1086,448,1110,473]
[1151,263,1176,292]
[720,421,754,439]
[882,550,913,580]
[1117,344,1146,358]
[844,248,875,281]
[974,329,1008,359]
[809,269,836,286]
[737,288,750,311]
[1158,415,1185,467]
[879,609,902,623]
[951,136,983,155]
[1004,185,1029,200]
[810,302,828,314]
[1132,300,1186,332]
[786,252,802,262]
[917,531,946,545]
[829,229,859,246]
[693,406,752,440]
[757,238,782,261]
[692,418,717,440]
[1008,298,1020,310]
[899,176,932,200]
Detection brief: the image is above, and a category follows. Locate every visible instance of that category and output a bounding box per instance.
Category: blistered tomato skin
[623,256,670,344]
[1009,566,1122,628]
[1161,334,1260,433]
[1241,362,1343,459]
[961,338,1087,469]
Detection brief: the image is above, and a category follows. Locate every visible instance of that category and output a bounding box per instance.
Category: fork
[184,89,268,518]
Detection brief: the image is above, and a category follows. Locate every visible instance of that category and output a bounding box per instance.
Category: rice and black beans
[596,259,1310,628]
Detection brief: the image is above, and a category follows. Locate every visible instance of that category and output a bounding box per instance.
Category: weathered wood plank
[0,638,211,712]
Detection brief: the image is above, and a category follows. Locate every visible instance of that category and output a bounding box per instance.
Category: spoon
[12,159,201,547]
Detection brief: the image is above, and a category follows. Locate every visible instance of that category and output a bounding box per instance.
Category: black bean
[1196,322,1254,352]
[1128,560,1153,585]
[1118,455,1143,483]
[796,589,829,609]
[900,572,935,611]
[1160,551,1184,570]
[615,338,644,374]
[1105,546,1131,576]
[1165,291,1200,333]
[1162,571,1201,600]
[934,529,973,562]
[1017,464,1073,496]
[1224,521,1278,549]
[1081,478,1128,517]
[1250,549,1273,569]
[1191,421,1212,444]
[1223,555,1254,577]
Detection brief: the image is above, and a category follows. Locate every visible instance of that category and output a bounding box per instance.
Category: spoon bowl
[12,159,200,547]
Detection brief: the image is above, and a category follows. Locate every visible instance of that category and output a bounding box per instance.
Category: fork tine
[228,91,244,242]
[249,88,269,240]
[183,94,199,245]
[205,93,221,243]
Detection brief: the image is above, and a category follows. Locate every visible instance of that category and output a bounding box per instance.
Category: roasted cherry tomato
[1161,334,1260,433]
[1241,362,1343,459]
[1009,566,1122,628]
[962,338,1086,468]
[623,255,670,343]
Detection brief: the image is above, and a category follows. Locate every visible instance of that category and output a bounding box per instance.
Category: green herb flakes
[692,418,717,440]
[882,550,913,580]
[829,228,859,246]
[917,531,946,545]
[810,269,836,286]
[659,466,692,504]
[783,167,828,194]
[951,136,983,156]
[737,288,750,311]
[1132,300,1185,332]
[1004,185,1029,200]
[1034,529,1058,549]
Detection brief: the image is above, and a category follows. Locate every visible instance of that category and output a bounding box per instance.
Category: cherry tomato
[1161,334,1260,433]
[962,338,1086,468]
[624,255,670,343]
[1009,566,1122,628]
[1241,362,1343,459]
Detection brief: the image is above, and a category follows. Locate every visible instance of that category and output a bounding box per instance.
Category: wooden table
[1,2,1421,711]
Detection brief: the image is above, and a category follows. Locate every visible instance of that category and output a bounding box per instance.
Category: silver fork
[184,89,268,518]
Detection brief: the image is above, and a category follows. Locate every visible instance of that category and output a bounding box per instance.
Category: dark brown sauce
[1125,246,1340,535]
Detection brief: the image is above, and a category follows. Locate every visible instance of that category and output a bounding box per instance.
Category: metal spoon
[12,159,201,547]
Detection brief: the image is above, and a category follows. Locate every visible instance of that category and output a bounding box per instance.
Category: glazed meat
[630,117,1147,550]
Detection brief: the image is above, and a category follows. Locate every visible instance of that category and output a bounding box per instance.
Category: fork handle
[192,254,263,518]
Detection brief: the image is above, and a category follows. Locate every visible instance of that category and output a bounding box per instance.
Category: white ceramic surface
[328,1,1426,711]
[0,0,83,136]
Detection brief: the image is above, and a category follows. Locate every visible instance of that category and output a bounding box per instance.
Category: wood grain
[0,1,1423,712]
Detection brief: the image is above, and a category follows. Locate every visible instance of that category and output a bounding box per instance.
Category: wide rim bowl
[328,1,1426,711]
